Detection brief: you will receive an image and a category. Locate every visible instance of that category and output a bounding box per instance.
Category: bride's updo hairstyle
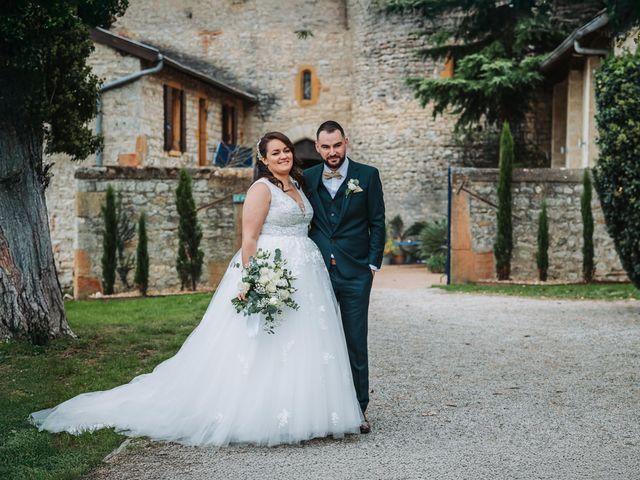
[254,132,306,194]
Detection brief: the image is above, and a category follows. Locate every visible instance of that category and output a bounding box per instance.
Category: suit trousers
[328,265,374,413]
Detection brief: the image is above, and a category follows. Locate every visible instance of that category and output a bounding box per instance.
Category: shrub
[494,122,514,280]
[593,50,640,288]
[134,212,149,296]
[418,219,447,261]
[115,191,136,289]
[426,253,447,274]
[101,185,117,295]
[536,200,549,281]
[176,168,204,291]
[581,169,595,282]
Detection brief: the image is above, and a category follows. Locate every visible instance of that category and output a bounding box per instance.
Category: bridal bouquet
[232,248,299,334]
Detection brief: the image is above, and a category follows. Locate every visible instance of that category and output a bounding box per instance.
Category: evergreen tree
[494,122,514,280]
[116,191,136,289]
[176,168,204,291]
[101,185,117,295]
[581,169,595,282]
[134,212,149,296]
[536,200,549,282]
[384,0,579,129]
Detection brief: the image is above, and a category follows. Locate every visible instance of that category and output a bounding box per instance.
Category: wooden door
[198,98,207,166]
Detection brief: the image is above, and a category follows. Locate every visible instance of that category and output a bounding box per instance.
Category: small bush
[419,219,447,260]
[426,253,447,273]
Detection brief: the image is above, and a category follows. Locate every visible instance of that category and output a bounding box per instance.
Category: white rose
[237,282,251,295]
[268,297,279,306]
[266,283,277,293]
[279,290,290,300]
[258,275,269,285]
[259,267,269,276]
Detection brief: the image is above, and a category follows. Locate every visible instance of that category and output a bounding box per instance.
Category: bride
[31,132,364,446]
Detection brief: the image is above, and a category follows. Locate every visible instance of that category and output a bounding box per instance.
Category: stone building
[47,0,461,296]
[45,1,628,295]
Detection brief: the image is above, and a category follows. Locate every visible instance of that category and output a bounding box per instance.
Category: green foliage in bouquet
[232,249,300,334]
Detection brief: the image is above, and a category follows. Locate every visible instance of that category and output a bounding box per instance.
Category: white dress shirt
[322,157,350,198]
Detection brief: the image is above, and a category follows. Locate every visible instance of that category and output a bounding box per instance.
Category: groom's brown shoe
[360,415,371,434]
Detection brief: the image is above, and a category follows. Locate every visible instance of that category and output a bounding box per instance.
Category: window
[295,65,320,106]
[440,56,455,79]
[222,104,237,145]
[163,85,186,153]
[302,70,312,100]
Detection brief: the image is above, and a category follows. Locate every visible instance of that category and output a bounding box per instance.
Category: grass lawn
[435,282,640,300]
[0,292,212,480]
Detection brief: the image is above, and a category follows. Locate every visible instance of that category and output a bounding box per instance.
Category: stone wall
[450,167,626,283]
[347,0,461,226]
[73,166,253,299]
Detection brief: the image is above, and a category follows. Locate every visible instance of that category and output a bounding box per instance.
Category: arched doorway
[294,139,322,169]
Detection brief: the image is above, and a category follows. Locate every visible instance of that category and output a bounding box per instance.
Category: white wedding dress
[31,178,363,446]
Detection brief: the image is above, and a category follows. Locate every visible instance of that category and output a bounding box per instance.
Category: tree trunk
[0,122,74,344]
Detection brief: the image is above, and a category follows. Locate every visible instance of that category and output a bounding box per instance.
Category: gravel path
[87,288,640,480]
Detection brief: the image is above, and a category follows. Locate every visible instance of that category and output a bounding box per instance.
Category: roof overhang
[540,10,610,73]
[90,28,258,104]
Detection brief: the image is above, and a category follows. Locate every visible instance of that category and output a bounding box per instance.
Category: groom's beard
[324,154,346,171]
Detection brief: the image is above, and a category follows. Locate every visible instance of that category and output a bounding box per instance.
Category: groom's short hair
[317,120,345,139]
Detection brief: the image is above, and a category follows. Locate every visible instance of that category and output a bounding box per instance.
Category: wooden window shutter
[231,106,237,145]
[179,89,187,152]
[163,85,173,151]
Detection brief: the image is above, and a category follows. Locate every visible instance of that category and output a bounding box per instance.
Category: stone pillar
[551,79,568,168]
[565,67,584,168]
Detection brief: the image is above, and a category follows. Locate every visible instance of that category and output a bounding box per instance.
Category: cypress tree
[101,184,117,295]
[176,168,204,290]
[494,122,513,280]
[134,212,149,296]
[536,200,549,282]
[116,191,136,289]
[581,169,595,282]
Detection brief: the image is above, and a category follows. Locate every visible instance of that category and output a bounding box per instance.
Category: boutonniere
[346,179,364,197]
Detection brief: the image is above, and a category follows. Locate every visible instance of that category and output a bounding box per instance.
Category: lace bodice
[254,178,312,237]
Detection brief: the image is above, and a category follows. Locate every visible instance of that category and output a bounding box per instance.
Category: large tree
[384,0,579,130]
[0,1,128,343]
[384,1,638,131]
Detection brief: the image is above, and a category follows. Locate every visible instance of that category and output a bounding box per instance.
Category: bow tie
[323,170,343,180]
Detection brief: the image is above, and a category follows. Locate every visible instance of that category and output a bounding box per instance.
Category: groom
[304,120,385,434]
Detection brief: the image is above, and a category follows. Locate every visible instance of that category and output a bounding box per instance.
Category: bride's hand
[237,292,247,301]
